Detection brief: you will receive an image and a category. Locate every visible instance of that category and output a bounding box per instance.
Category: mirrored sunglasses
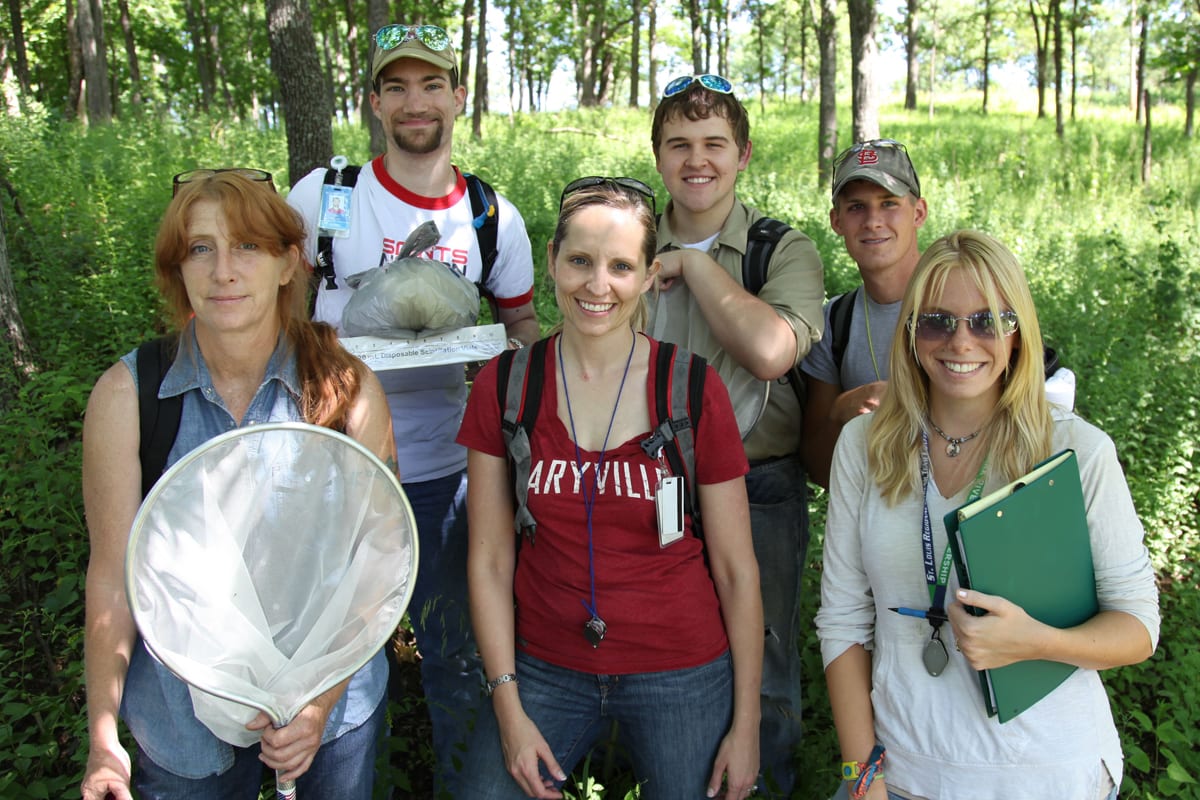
[172,168,274,197]
[662,74,734,99]
[375,24,451,52]
[559,176,656,215]
[909,310,1019,341]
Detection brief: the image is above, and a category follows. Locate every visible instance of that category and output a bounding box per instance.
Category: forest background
[1,0,1199,798]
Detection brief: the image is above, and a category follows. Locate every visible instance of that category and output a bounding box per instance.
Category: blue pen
[889,606,948,623]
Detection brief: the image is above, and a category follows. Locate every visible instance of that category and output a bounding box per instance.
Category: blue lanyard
[919,432,986,614]
[559,331,636,625]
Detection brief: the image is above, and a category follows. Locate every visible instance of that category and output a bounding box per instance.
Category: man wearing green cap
[287,23,539,796]
[801,139,928,490]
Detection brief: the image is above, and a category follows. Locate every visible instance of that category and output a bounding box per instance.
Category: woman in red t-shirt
[457,177,763,800]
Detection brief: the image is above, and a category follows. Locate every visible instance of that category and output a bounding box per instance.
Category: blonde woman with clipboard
[816,230,1158,800]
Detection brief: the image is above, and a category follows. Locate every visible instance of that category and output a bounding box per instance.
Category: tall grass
[0,97,1196,799]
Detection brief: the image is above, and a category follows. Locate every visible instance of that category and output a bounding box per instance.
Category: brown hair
[651,82,751,155]
[154,172,366,430]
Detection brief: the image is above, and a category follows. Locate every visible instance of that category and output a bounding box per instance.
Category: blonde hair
[154,172,366,430]
[867,230,1054,504]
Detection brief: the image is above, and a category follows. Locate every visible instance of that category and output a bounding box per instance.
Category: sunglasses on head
[662,74,734,99]
[909,310,1019,341]
[375,24,451,52]
[172,168,274,197]
[559,176,656,215]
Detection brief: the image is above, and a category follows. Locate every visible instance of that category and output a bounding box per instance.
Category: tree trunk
[629,0,641,107]
[756,5,767,114]
[1186,66,1196,138]
[341,0,361,116]
[1128,0,1137,112]
[460,0,475,108]
[1069,0,1078,120]
[927,0,937,119]
[66,0,84,119]
[982,0,992,114]
[904,0,918,110]
[365,0,387,156]
[77,0,112,123]
[1135,4,1148,122]
[184,0,214,110]
[817,0,837,189]
[115,0,142,106]
[243,1,261,122]
[847,0,879,142]
[6,0,32,97]
[1029,0,1049,118]
[1053,0,1063,137]
[1141,89,1151,183]
[208,3,234,113]
[266,0,334,186]
[719,0,730,78]
[0,203,35,412]
[688,0,703,73]
[472,0,488,139]
[648,0,658,105]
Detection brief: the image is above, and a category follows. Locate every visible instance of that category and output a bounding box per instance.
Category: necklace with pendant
[927,418,981,458]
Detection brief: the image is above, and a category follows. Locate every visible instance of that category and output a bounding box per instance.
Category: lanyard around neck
[919,431,987,613]
[559,331,636,624]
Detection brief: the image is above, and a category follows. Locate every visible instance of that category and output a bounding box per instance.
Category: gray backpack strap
[640,341,706,537]
[498,339,549,544]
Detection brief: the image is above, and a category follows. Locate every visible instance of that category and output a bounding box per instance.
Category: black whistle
[584,616,607,648]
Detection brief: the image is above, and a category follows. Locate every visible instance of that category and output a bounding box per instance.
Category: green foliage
[1,97,1197,798]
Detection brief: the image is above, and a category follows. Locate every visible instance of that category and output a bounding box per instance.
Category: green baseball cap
[832,139,921,201]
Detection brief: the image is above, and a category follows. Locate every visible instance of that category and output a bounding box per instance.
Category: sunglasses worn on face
[559,176,657,215]
[172,168,275,197]
[375,24,451,52]
[909,310,1019,341]
[662,74,734,98]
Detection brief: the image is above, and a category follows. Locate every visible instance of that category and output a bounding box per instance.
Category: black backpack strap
[464,173,499,297]
[742,217,792,296]
[829,286,860,382]
[639,341,706,537]
[136,335,183,499]
[498,338,549,544]
[311,164,362,315]
[744,216,808,411]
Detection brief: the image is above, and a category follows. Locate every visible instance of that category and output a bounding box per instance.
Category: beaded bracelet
[844,744,886,799]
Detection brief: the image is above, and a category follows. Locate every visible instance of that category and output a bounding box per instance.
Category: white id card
[656,475,685,547]
[318,184,353,237]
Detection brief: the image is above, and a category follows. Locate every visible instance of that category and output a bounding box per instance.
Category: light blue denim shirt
[118,324,388,779]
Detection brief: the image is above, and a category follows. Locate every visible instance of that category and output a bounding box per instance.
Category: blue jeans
[396,469,484,794]
[746,455,807,798]
[459,651,734,800]
[133,695,384,799]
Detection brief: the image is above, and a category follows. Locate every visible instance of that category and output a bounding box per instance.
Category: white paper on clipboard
[341,323,507,371]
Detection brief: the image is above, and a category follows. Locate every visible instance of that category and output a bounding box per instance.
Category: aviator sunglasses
[559,176,657,215]
[172,168,274,197]
[662,74,734,98]
[909,310,1019,342]
[375,24,451,52]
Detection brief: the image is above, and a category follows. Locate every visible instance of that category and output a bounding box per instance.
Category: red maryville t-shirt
[457,334,749,674]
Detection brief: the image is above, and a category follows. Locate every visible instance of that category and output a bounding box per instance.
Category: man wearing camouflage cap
[800,139,927,489]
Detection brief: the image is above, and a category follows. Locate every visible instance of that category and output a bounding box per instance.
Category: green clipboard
[943,449,1098,723]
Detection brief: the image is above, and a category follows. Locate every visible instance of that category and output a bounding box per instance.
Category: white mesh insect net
[126,422,417,796]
